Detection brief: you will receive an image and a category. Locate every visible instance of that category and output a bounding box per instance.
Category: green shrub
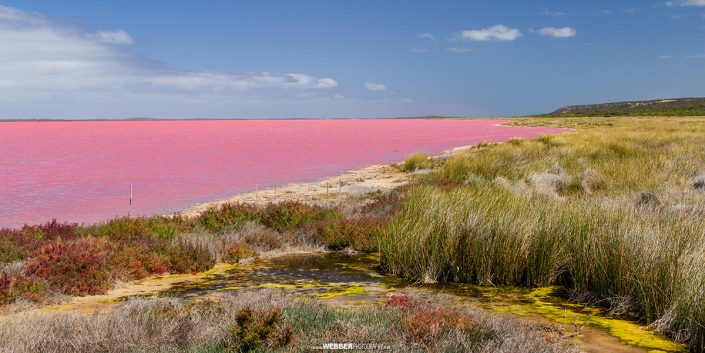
[261,202,339,233]
[314,219,382,253]
[228,307,292,352]
[0,273,48,305]
[397,152,433,172]
[83,216,190,240]
[196,203,261,233]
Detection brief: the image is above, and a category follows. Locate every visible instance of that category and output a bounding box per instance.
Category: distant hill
[543,98,705,117]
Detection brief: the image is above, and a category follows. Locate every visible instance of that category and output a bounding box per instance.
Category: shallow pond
[127,252,685,353]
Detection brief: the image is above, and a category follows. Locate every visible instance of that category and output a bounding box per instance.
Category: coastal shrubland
[0,197,394,304]
[0,290,575,353]
[381,117,705,351]
[1,116,703,351]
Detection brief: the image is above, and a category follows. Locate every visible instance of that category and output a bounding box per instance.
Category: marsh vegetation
[383,117,705,351]
[1,116,703,352]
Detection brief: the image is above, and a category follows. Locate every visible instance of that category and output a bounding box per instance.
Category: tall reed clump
[380,186,571,286]
[397,152,433,172]
[381,117,705,351]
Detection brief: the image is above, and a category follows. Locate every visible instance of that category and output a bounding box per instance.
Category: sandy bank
[179,143,480,218]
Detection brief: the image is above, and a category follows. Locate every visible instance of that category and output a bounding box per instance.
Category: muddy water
[156,253,397,305]
[122,253,684,353]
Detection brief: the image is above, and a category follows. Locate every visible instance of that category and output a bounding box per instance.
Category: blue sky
[0,1,704,118]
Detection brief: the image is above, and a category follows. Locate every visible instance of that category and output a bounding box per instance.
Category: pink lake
[0,119,565,228]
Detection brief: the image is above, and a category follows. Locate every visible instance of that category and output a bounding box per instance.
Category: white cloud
[150,72,337,90]
[658,55,674,59]
[88,30,133,45]
[365,82,387,92]
[537,26,576,38]
[0,4,338,116]
[411,48,430,53]
[457,25,522,41]
[418,32,436,41]
[666,0,705,7]
[314,77,338,89]
[445,47,472,53]
[686,53,705,58]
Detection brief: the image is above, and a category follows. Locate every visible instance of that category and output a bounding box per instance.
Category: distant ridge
[542,97,705,117]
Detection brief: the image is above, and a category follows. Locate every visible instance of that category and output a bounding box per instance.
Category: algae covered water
[137,252,684,353]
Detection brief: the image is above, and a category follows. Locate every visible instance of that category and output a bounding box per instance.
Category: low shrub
[311,218,382,252]
[238,225,283,251]
[261,202,339,233]
[404,306,472,345]
[83,216,189,241]
[359,189,406,220]
[154,242,213,274]
[0,290,575,353]
[0,237,29,263]
[223,243,258,264]
[0,272,49,305]
[21,219,79,239]
[23,236,213,296]
[0,220,79,263]
[25,237,111,296]
[386,294,423,310]
[0,273,12,304]
[386,294,490,349]
[228,307,292,352]
[195,203,261,233]
[397,152,432,172]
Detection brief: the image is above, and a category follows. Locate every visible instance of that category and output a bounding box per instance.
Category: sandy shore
[179,144,478,217]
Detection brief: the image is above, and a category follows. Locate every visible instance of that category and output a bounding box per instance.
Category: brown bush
[223,243,258,264]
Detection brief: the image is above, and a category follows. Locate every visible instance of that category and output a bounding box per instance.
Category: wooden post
[129,183,133,205]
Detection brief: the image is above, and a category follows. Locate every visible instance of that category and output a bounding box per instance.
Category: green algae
[315,285,367,299]
[117,252,684,353]
[96,297,122,304]
[251,282,319,290]
[488,286,686,353]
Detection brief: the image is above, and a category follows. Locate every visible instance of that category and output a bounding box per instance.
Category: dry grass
[0,290,576,353]
[0,290,291,353]
[381,117,705,351]
[397,152,433,172]
[175,221,295,262]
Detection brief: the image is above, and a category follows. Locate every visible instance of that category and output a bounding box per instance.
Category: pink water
[0,119,564,228]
